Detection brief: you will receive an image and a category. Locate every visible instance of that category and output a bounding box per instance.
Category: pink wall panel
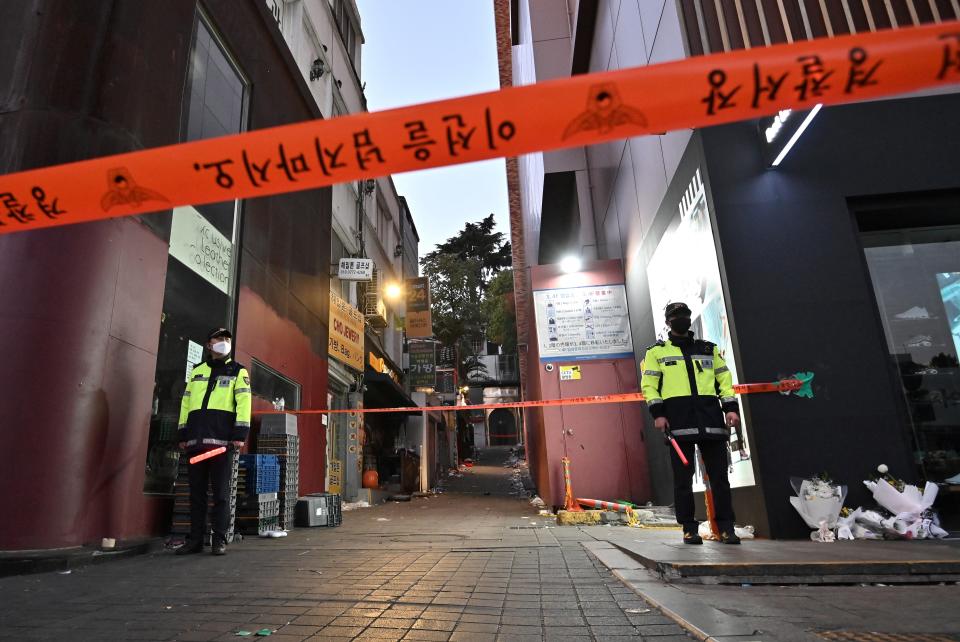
[236,287,328,496]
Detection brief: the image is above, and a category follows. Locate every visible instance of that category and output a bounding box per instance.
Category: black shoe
[683,532,703,545]
[175,541,203,555]
[719,530,741,545]
[211,540,227,555]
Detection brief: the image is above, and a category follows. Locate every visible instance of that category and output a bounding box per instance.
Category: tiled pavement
[0,448,694,641]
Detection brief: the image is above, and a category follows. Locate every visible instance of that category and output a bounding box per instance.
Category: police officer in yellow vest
[176,328,251,555]
[641,302,742,545]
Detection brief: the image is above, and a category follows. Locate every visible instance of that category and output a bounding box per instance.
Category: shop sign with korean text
[338,258,373,281]
[408,342,436,389]
[405,276,433,338]
[533,284,633,361]
[328,291,364,371]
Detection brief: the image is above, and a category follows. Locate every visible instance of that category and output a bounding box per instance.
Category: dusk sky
[355,0,510,257]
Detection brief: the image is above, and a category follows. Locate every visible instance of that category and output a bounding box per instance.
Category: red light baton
[189,446,226,464]
[668,437,689,466]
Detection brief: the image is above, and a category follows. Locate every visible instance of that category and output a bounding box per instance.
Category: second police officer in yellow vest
[641,302,742,545]
[176,327,251,556]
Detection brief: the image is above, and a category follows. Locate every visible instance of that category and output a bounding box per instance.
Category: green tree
[482,269,517,355]
[420,215,514,382]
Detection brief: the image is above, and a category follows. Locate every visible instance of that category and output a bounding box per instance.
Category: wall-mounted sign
[533,284,634,362]
[328,291,364,371]
[758,104,822,167]
[185,339,204,382]
[408,342,436,389]
[338,258,374,281]
[405,277,433,338]
[368,351,401,385]
[169,205,233,294]
[559,365,581,381]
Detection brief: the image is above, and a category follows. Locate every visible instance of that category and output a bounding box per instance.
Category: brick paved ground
[0,447,692,641]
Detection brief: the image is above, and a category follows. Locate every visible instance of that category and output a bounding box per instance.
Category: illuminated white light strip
[771,103,823,167]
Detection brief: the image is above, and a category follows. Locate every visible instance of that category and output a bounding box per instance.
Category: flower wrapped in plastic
[859,465,948,540]
[789,474,847,531]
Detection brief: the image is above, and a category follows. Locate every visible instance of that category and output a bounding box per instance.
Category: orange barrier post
[699,448,720,540]
[577,498,633,512]
[561,457,584,512]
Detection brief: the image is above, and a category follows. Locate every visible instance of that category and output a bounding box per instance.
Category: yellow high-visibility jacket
[178,358,251,453]
[640,335,738,442]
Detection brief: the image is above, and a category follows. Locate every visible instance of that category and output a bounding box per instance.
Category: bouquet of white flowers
[789,474,847,533]
[862,465,948,540]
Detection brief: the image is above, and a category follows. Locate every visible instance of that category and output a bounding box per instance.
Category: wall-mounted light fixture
[560,255,582,274]
[309,58,325,82]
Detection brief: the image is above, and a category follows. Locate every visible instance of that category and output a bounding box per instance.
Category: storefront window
[861,223,960,483]
[251,359,301,410]
[143,14,248,494]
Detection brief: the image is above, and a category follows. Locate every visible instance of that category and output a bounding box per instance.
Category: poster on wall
[646,167,756,489]
[533,284,634,361]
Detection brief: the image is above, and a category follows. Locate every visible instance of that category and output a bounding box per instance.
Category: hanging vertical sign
[405,277,433,338]
[408,342,437,390]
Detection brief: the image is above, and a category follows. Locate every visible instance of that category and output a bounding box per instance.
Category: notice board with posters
[405,276,433,338]
[328,291,364,371]
[407,342,437,390]
[533,284,634,361]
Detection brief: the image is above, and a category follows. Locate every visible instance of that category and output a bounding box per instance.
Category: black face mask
[668,317,691,334]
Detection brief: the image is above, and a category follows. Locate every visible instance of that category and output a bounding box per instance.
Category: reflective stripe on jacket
[178,358,252,453]
[640,336,738,442]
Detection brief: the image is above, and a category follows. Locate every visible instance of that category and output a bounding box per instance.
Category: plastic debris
[342,500,371,511]
[57,570,72,575]
[256,629,273,636]
[625,608,651,614]
[235,632,253,637]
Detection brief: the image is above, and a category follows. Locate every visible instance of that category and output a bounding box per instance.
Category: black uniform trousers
[187,450,232,544]
[670,438,734,533]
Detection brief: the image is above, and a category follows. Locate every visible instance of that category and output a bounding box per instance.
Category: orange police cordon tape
[1,24,958,235]
[253,376,806,416]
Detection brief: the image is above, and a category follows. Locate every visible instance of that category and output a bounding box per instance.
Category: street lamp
[384,282,403,301]
[560,255,582,274]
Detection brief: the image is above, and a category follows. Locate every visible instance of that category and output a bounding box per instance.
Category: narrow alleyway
[0,447,691,642]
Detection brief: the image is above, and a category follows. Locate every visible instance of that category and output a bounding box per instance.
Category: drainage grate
[818,632,958,641]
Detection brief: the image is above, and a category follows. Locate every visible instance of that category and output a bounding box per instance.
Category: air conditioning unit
[362,268,388,328]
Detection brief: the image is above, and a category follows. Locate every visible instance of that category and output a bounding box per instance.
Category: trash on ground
[625,608,651,614]
[342,500,371,511]
[260,530,288,538]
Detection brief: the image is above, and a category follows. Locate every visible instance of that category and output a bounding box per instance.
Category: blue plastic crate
[239,455,280,493]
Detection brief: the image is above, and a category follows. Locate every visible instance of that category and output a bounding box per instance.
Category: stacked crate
[258,414,299,531]
[295,492,342,528]
[169,448,239,544]
[236,454,280,535]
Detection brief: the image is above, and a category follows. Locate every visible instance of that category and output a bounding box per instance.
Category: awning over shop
[364,371,421,415]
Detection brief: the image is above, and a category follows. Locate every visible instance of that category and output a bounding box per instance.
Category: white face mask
[211,340,231,356]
